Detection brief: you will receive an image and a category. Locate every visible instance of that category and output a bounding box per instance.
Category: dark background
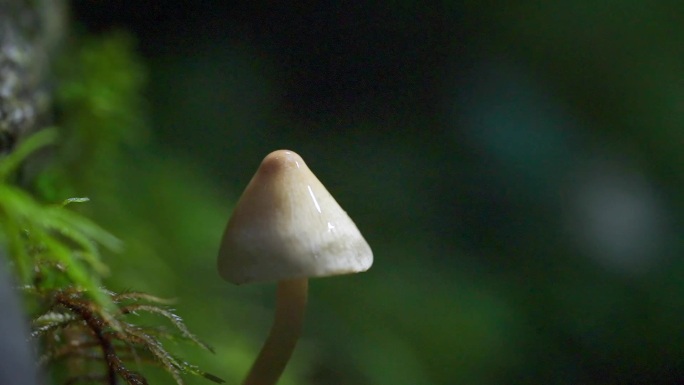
[69,2,684,384]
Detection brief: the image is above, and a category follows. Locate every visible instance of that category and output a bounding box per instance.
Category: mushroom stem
[243,278,308,385]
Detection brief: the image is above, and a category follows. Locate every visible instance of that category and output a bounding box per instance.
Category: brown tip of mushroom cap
[218,150,373,284]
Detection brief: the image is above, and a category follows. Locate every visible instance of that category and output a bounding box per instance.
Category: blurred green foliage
[0,128,117,310]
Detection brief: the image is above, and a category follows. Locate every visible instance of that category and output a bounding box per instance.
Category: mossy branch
[1,127,223,384]
[0,25,225,384]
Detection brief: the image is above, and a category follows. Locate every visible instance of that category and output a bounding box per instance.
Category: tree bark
[0,0,67,154]
[0,2,67,384]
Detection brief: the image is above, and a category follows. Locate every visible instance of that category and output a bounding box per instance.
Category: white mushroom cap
[218,150,373,284]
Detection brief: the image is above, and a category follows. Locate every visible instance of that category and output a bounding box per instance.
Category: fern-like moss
[0,30,225,385]
[31,287,224,385]
[0,128,117,311]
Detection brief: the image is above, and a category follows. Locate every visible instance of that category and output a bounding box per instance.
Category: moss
[0,31,223,384]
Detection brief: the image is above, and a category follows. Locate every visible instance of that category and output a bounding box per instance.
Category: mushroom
[217,149,373,385]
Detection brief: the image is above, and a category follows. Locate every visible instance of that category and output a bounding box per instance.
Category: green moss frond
[33,287,225,385]
[0,128,116,313]
[0,30,223,385]
[0,133,222,383]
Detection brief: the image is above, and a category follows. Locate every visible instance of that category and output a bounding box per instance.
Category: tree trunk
[0,0,67,154]
[0,2,67,384]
